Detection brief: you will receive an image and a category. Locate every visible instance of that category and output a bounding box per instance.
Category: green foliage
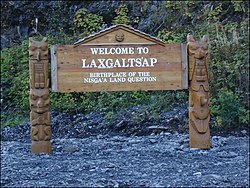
[208,20,249,104]
[165,1,196,27]
[1,40,29,111]
[112,4,129,25]
[163,0,249,128]
[1,113,29,128]
[1,40,30,127]
[46,2,75,37]
[73,8,104,36]
[206,2,223,22]
[207,4,249,128]
[231,0,246,12]
[157,30,183,43]
[210,88,249,128]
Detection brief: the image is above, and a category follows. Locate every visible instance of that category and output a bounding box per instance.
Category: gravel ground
[1,133,249,187]
[1,106,249,187]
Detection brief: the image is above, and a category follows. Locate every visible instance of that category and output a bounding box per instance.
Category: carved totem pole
[187,35,210,149]
[29,37,52,154]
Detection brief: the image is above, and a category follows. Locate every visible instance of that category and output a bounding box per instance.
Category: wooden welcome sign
[51,25,188,92]
[29,24,210,154]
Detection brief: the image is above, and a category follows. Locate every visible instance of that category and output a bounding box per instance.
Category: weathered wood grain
[51,43,187,92]
[181,43,188,89]
[50,45,57,91]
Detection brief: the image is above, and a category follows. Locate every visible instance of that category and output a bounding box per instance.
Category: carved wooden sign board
[51,25,188,92]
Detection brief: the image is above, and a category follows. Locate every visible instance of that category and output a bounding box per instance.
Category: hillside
[1,1,249,132]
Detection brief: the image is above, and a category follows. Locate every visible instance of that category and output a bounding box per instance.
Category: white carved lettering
[105,59,113,68]
[137,47,149,54]
[135,57,142,67]
[150,58,158,67]
[85,72,157,84]
[98,59,106,68]
[113,59,121,68]
[82,57,158,69]
[90,48,99,54]
[99,48,105,54]
[89,59,97,68]
[82,59,89,68]
[141,57,149,67]
[90,47,135,55]
[83,46,158,69]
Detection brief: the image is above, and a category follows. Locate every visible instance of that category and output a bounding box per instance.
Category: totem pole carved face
[187,35,208,59]
[30,88,49,113]
[29,37,48,61]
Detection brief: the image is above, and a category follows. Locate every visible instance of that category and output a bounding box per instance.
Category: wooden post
[29,37,52,154]
[187,35,210,149]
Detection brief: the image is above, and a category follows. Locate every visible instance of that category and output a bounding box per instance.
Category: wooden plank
[52,43,184,92]
[181,43,188,89]
[50,45,58,91]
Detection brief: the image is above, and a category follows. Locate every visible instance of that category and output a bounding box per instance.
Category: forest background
[1,1,249,132]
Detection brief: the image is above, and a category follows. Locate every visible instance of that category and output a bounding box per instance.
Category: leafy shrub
[210,88,249,128]
[1,40,30,126]
[73,8,104,36]
[112,4,129,25]
[1,40,29,110]
[157,30,184,43]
